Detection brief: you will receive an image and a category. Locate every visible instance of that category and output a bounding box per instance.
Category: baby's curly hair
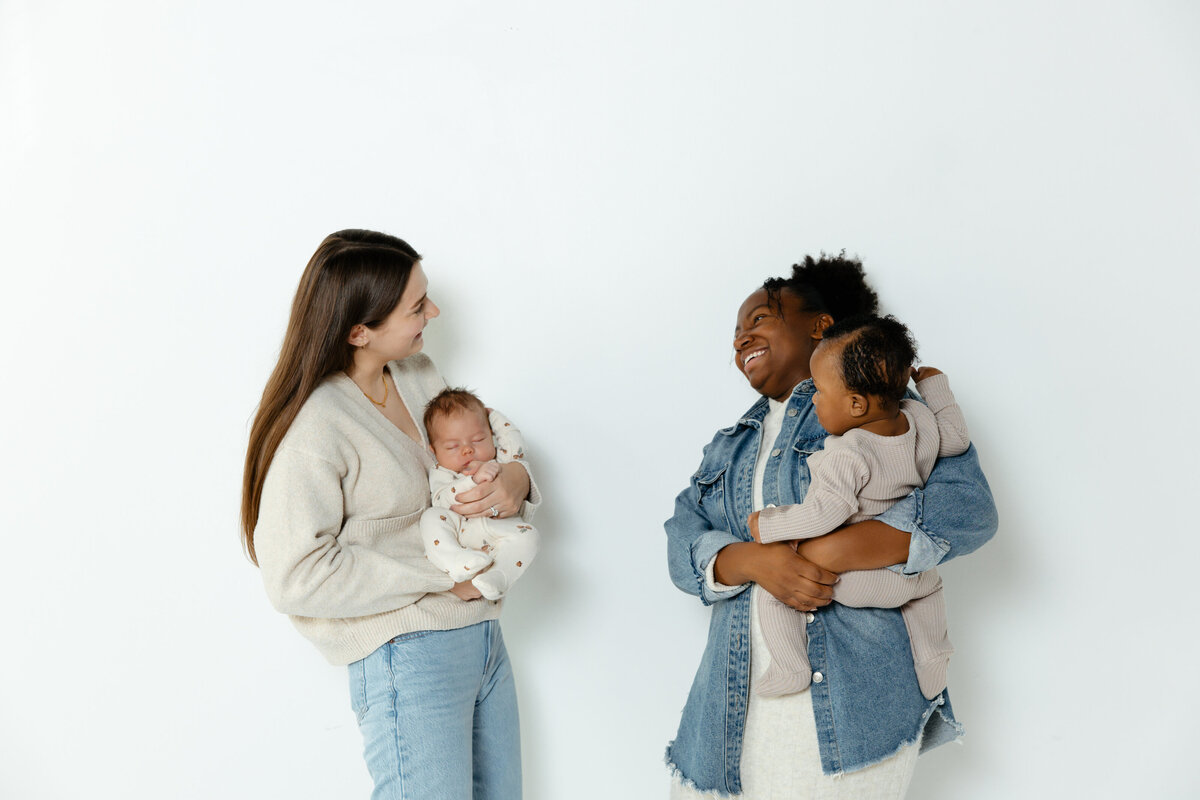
[761,252,879,322]
[821,314,918,406]
[423,387,488,438]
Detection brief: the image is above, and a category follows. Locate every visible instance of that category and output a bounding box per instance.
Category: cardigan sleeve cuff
[515,461,541,521]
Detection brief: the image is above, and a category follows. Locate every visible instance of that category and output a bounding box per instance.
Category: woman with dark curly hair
[242,230,537,799]
[665,254,997,798]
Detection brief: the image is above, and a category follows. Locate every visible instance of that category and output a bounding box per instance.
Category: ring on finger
[489,505,499,518]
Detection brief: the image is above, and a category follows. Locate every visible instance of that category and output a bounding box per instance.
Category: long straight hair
[241,229,421,564]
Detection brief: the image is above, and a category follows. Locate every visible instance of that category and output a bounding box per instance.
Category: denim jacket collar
[726,380,815,434]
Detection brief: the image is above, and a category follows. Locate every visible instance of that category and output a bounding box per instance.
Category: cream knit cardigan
[255,353,539,665]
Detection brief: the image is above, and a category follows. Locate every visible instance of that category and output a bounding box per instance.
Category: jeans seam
[478,621,497,707]
[355,660,369,723]
[387,642,405,800]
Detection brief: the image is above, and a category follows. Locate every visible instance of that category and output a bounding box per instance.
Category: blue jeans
[348,620,521,800]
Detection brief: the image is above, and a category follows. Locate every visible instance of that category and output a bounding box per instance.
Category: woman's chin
[744,374,770,395]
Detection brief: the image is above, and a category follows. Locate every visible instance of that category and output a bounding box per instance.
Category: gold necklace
[361,374,389,407]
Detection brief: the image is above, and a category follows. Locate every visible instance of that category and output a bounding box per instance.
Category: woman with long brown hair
[243,229,536,799]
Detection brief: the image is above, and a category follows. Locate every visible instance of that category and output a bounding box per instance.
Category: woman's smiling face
[733,287,829,402]
[366,263,439,361]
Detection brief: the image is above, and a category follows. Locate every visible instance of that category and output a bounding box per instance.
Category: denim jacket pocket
[693,463,732,533]
[786,437,824,502]
[792,436,824,457]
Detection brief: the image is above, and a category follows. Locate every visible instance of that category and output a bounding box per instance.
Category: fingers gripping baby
[421,388,539,601]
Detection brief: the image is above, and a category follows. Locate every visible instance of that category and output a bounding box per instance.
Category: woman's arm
[256,447,454,618]
[796,444,998,574]
[794,521,911,573]
[665,467,837,608]
[713,541,838,611]
[665,472,746,605]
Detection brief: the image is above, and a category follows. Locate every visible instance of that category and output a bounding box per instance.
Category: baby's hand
[466,460,502,484]
[459,460,486,477]
[912,366,943,383]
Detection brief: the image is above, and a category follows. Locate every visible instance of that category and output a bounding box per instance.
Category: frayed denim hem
[832,691,963,777]
[664,743,737,799]
[815,692,965,779]
[830,690,960,777]
[917,691,965,756]
[665,692,963,790]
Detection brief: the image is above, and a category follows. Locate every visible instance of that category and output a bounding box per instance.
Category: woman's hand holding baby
[714,541,838,612]
[449,581,484,601]
[451,462,530,520]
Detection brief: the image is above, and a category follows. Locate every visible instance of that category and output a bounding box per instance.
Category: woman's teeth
[743,349,765,366]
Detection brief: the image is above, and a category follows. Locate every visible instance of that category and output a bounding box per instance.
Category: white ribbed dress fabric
[670,397,919,799]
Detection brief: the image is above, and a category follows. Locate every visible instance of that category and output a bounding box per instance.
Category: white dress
[670,397,920,799]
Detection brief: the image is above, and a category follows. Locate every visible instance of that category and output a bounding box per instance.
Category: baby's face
[810,341,858,436]
[429,408,497,472]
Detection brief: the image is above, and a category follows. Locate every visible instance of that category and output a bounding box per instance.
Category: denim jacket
[664,380,998,794]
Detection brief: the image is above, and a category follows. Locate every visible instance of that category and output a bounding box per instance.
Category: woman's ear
[848,393,869,418]
[347,323,369,347]
[812,313,835,340]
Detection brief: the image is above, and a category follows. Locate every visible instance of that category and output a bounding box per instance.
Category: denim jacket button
[805,612,815,624]
[812,671,824,684]
[766,503,776,508]
[770,448,782,457]
[787,408,798,417]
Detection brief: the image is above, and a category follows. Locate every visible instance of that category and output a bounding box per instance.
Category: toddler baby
[421,388,539,601]
[750,314,970,700]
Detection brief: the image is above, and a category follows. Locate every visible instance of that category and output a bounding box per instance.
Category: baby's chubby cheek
[430,447,465,473]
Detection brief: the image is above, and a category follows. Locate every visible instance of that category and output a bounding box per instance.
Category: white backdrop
[2,2,1197,798]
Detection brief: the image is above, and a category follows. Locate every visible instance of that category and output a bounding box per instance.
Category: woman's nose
[426,298,441,319]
